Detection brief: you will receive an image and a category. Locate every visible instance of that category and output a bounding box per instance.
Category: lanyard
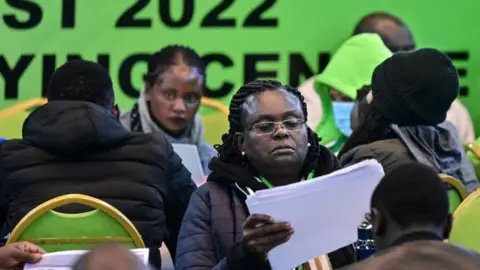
[260,171,314,188]
[259,171,314,270]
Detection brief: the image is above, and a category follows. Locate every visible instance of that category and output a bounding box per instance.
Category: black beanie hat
[371,48,459,126]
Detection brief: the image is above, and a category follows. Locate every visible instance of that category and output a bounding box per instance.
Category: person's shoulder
[190,181,231,209]
[129,131,171,148]
[124,132,176,166]
[196,181,230,197]
[340,139,407,165]
[0,139,31,153]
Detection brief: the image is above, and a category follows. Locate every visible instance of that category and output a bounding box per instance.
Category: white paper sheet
[246,159,384,270]
[24,248,149,270]
[172,143,206,186]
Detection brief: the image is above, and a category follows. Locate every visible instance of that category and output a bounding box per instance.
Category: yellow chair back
[449,188,480,252]
[200,97,229,145]
[7,194,144,252]
[439,174,468,213]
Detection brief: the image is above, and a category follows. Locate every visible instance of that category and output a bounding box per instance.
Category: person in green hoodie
[299,33,392,153]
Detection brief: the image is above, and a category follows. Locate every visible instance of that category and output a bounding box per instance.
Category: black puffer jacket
[0,101,196,260]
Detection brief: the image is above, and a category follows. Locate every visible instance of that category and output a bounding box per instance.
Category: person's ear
[112,104,120,120]
[371,208,386,237]
[444,213,453,239]
[234,132,246,156]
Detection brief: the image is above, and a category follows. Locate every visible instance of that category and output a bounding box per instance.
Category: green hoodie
[314,33,392,153]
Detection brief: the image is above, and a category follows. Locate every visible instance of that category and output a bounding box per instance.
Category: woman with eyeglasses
[120,45,216,175]
[175,80,354,270]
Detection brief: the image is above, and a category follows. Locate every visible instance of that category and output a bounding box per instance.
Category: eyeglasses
[246,118,306,136]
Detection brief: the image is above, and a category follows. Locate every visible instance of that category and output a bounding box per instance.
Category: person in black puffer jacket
[0,60,196,269]
[176,80,355,270]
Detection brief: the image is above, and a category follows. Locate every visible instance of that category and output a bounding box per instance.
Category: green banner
[1,0,480,142]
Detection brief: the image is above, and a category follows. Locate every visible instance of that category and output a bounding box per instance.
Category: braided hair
[214,79,322,178]
[144,45,206,88]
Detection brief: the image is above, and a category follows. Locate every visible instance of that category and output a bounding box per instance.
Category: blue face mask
[332,101,355,137]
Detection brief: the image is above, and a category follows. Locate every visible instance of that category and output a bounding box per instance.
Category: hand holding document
[246,159,385,270]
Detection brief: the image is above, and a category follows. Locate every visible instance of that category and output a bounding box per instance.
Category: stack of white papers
[246,159,385,270]
[24,248,149,270]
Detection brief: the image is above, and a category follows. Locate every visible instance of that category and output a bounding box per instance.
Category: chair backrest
[200,97,229,145]
[7,194,145,252]
[439,174,468,213]
[0,98,47,139]
[0,98,47,119]
[449,188,480,252]
[465,142,480,180]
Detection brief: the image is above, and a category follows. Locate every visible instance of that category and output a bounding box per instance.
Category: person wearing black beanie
[339,48,478,194]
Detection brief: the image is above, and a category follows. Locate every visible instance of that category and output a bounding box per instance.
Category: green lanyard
[259,172,314,270]
[260,171,314,189]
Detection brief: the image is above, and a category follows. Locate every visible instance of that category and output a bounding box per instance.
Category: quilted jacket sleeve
[175,186,270,270]
[175,187,230,270]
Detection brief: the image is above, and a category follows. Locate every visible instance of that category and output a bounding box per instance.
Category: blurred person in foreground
[0,60,196,269]
[299,33,392,153]
[341,162,480,270]
[73,245,151,270]
[121,45,216,175]
[175,80,354,270]
[339,49,478,193]
[351,11,475,143]
[0,242,45,270]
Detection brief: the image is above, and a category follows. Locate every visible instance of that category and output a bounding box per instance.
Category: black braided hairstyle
[143,45,206,88]
[214,79,322,178]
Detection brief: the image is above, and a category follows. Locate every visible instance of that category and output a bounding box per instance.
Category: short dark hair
[144,45,205,88]
[214,79,322,178]
[352,12,413,52]
[371,162,449,228]
[353,12,406,35]
[47,60,114,108]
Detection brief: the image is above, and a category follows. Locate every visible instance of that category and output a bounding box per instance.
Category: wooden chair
[439,174,468,213]
[7,194,145,252]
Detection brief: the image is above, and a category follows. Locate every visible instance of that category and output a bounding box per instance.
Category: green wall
[1,0,479,139]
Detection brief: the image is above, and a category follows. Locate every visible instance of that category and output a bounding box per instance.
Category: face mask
[332,101,355,137]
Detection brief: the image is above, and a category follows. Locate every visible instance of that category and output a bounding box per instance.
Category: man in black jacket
[0,60,197,268]
[341,162,480,269]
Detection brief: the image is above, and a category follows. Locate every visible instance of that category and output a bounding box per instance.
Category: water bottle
[354,221,376,261]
